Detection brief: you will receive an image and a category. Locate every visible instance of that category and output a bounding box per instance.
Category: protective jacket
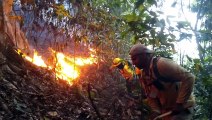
[140,57,195,114]
[119,61,135,81]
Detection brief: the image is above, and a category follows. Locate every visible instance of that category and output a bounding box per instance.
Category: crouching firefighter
[110,58,141,96]
[129,44,195,120]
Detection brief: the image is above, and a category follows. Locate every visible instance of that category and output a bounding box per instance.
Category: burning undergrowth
[0,42,149,119]
[16,47,99,85]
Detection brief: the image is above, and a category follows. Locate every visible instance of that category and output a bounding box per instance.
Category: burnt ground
[0,43,150,120]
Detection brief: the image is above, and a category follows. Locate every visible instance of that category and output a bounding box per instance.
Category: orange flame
[31,50,47,67]
[53,50,97,84]
[68,57,97,66]
[54,52,79,84]
[16,48,97,85]
[16,49,47,67]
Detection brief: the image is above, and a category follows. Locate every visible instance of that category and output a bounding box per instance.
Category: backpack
[151,57,176,91]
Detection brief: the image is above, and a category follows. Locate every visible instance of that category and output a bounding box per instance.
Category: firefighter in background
[110,58,141,95]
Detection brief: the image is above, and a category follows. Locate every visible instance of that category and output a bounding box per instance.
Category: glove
[171,103,184,115]
[149,111,160,120]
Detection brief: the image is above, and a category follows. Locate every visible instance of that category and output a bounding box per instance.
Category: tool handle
[153,111,172,120]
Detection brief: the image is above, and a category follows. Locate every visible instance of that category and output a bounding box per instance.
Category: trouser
[163,107,194,120]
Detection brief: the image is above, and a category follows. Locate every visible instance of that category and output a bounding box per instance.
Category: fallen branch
[87,83,103,120]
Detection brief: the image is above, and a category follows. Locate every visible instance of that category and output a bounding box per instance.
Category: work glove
[149,111,161,120]
[171,103,184,115]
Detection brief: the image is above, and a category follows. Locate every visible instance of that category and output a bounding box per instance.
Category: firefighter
[110,57,140,95]
[129,44,195,120]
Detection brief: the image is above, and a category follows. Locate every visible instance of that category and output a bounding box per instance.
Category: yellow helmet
[112,58,123,67]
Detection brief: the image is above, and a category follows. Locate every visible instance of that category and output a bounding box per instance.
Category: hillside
[0,38,149,119]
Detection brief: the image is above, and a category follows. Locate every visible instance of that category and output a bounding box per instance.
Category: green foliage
[135,0,145,9]
[122,13,139,22]
[190,1,212,119]
[116,0,182,58]
[193,57,212,119]
[176,2,212,118]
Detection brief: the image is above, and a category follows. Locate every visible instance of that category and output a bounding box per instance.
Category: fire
[16,48,97,85]
[53,51,97,84]
[68,48,97,66]
[54,52,79,84]
[31,50,47,67]
[16,49,47,67]
[68,57,96,66]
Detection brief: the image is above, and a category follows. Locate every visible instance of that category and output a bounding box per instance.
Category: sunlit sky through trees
[160,0,199,60]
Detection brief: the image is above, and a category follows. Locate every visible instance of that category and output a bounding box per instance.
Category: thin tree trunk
[2,0,30,51]
[0,0,6,47]
[0,0,4,33]
[193,0,204,62]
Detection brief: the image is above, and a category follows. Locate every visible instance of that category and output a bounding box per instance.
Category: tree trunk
[0,0,3,33]
[0,0,6,46]
[2,0,30,51]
